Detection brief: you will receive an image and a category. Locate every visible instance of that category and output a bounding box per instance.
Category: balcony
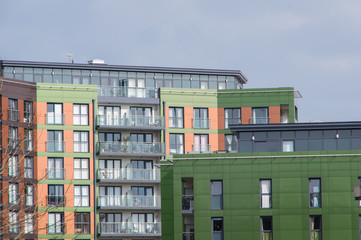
[191,144,212,154]
[46,113,65,125]
[47,168,66,180]
[97,115,164,130]
[192,118,210,129]
[249,117,270,124]
[182,195,194,214]
[8,109,19,121]
[98,168,160,182]
[98,195,161,209]
[46,141,66,152]
[98,141,164,157]
[183,232,195,240]
[99,222,161,236]
[98,86,158,98]
[47,195,66,207]
[48,223,66,234]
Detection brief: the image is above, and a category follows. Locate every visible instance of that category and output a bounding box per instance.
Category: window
[130,106,152,126]
[252,107,269,124]
[224,108,241,128]
[73,104,89,125]
[48,185,65,207]
[24,101,33,123]
[98,159,121,180]
[99,132,121,142]
[193,108,209,129]
[75,212,90,234]
[98,106,121,126]
[99,213,122,234]
[169,107,184,128]
[8,98,19,121]
[130,133,154,152]
[99,186,122,207]
[25,129,33,151]
[47,130,64,152]
[310,215,322,240]
[25,157,33,178]
[194,134,209,153]
[48,158,64,179]
[8,127,18,149]
[211,180,223,210]
[212,217,223,240]
[74,131,89,152]
[74,185,90,207]
[283,140,294,152]
[9,155,19,177]
[47,103,63,124]
[260,179,272,209]
[131,213,155,233]
[261,216,272,240]
[169,133,184,154]
[9,183,19,204]
[48,213,65,234]
[131,160,153,180]
[309,179,321,208]
[225,134,238,152]
[132,186,154,207]
[9,211,20,233]
[24,213,34,234]
[99,132,121,153]
[74,158,89,179]
[25,184,34,206]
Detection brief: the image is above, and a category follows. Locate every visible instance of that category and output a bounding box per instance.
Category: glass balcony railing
[46,113,65,125]
[47,168,66,179]
[192,144,211,153]
[249,117,270,124]
[182,195,194,212]
[46,141,65,152]
[98,195,161,208]
[47,195,66,207]
[99,222,161,235]
[98,87,158,98]
[98,141,164,154]
[98,168,160,181]
[193,118,210,129]
[97,115,164,128]
[8,109,19,121]
[183,232,195,240]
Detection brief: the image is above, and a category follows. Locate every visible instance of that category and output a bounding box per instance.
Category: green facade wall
[162,151,361,240]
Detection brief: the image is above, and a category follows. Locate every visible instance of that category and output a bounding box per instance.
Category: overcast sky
[1,0,360,122]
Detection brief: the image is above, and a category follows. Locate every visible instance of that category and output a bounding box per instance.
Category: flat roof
[230,122,361,132]
[0,60,248,84]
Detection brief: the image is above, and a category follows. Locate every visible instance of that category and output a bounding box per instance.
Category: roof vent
[88,59,106,64]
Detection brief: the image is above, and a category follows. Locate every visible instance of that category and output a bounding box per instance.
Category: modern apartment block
[0,59,300,240]
[162,122,361,240]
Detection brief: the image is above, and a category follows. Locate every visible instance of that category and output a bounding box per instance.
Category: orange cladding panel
[184,107,193,129]
[269,106,281,124]
[242,107,252,124]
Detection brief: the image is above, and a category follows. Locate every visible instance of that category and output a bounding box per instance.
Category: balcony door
[194,134,209,153]
[99,159,121,180]
[131,160,153,180]
[131,213,154,233]
[130,107,152,126]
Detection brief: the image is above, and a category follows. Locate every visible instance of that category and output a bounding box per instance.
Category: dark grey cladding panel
[98,96,160,105]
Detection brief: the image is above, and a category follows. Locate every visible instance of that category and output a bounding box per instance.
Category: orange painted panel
[64,102,73,125]
[209,108,218,130]
[184,133,194,154]
[218,108,225,129]
[64,130,74,153]
[36,102,47,125]
[242,107,252,124]
[269,106,281,124]
[36,129,47,153]
[184,107,193,129]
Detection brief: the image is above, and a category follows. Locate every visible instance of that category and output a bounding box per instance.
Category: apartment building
[0,59,300,240]
[163,122,361,240]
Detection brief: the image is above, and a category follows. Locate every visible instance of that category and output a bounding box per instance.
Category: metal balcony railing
[8,109,19,121]
[99,222,161,235]
[98,195,161,208]
[192,118,210,129]
[182,195,194,211]
[97,168,160,181]
[183,232,195,240]
[249,117,270,124]
[47,168,66,179]
[98,86,158,98]
[97,115,164,128]
[192,144,211,153]
[47,195,66,207]
[46,113,65,125]
[46,141,65,152]
[98,141,164,154]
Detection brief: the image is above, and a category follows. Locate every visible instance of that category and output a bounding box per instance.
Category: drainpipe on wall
[92,98,97,238]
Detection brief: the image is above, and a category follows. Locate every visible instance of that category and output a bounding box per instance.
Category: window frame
[47,103,64,125]
[9,211,20,233]
[48,212,65,234]
[74,131,89,153]
[169,107,184,128]
[260,179,272,209]
[260,216,273,240]
[169,133,184,154]
[74,185,90,207]
[24,101,33,123]
[8,98,19,121]
[74,212,90,234]
[74,158,89,180]
[24,156,34,178]
[211,180,223,210]
[212,217,224,240]
[309,178,321,208]
[73,104,89,126]
[224,108,241,129]
[225,134,238,152]
[310,215,322,240]
[47,130,64,152]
